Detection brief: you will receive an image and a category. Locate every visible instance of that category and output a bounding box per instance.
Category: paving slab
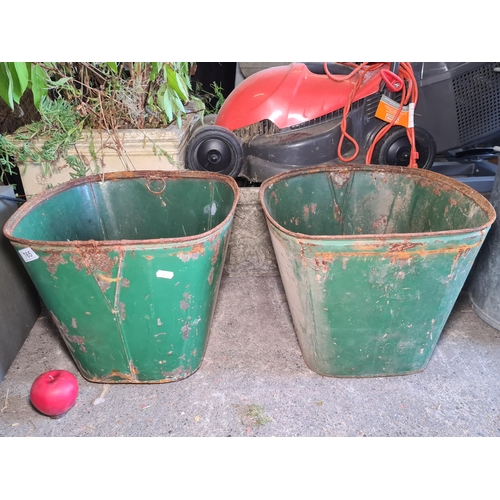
[0,276,499,437]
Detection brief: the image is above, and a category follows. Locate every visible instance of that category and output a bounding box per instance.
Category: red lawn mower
[186,62,500,185]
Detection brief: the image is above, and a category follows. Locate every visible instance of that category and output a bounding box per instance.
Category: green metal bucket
[4,171,239,383]
[260,165,496,377]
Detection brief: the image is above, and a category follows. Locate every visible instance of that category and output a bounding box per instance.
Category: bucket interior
[10,176,235,242]
[263,168,492,236]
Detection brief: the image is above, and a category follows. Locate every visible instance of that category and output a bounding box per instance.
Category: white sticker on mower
[408,103,415,128]
[19,247,39,262]
[156,270,174,279]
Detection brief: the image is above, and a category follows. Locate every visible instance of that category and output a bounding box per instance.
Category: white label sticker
[156,270,174,279]
[19,247,39,262]
[408,102,415,128]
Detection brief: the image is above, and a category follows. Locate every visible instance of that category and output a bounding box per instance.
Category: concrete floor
[1,275,499,437]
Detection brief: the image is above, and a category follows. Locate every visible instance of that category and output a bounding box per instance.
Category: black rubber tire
[185,125,243,178]
[372,125,437,169]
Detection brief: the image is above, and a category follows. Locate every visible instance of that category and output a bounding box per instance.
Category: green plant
[0,62,204,190]
[235,404,273,427]
[195,81,226,115]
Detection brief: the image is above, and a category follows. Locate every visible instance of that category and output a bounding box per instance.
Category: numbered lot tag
[19,247,39,262]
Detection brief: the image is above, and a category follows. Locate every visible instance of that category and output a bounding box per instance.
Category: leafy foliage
[0,62,203,189]
[195,81,226,115]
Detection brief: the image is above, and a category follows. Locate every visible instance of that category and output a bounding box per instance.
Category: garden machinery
[186,62,500,184]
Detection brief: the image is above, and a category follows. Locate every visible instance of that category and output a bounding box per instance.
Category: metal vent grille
[364,93,383,118]
[233,94,381,140]
[287,96,368,131]
[453,63,500,144]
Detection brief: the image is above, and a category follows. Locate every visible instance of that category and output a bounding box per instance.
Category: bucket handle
[146,178,167,195]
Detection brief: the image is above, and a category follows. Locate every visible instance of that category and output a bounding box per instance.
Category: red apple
[30,370,79,418]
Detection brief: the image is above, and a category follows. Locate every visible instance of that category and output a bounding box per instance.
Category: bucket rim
[3,170,240,248]
[259,164,496,241]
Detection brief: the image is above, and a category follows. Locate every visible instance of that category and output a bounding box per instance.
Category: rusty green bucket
[4,170,239,383]
[260,165,496,377]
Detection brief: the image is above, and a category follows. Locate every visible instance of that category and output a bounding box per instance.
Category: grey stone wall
[223,187,279,277]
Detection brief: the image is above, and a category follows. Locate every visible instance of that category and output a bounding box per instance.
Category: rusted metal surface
[260,164,496,377]
[468,169,500,331]
[4,170,239,383]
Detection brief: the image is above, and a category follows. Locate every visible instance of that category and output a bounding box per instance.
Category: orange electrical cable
[323,62,385,162]
[365,62,420,168]
[365,83,407,164]
[401,62,419,168]
[323,62,371,82]
[323,62,420,167]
